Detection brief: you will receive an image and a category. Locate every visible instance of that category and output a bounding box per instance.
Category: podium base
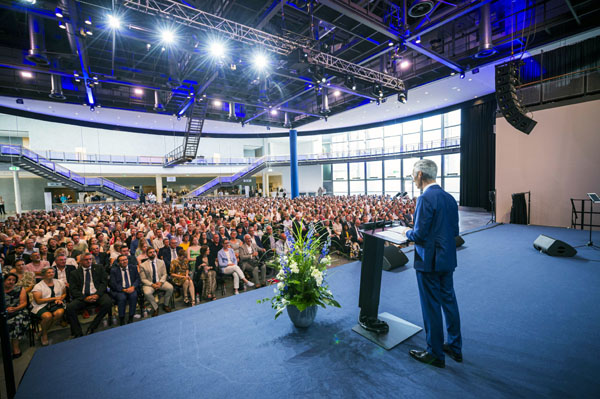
[352,312,422,351]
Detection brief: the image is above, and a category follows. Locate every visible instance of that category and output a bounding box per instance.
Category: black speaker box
[455,235,465,247]
[533,234,577,257]
[382,245,409,271]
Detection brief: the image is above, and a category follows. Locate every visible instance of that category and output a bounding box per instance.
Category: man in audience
[140,247,173,317]
[25,251,50,281]
[71,234,88,254]
[65,241,82,261]
[5,244,29,267]
[152,229,165,250]
[23,238,38,256]
[239,234,266,288]
[158,238,180,275]
[53,254,75,292]
[110,254,140,325]
[90,244,110,274]
[66,253,113,337]
[275,233,291,257]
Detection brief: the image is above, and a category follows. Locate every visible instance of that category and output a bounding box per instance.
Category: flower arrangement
[259,224,341,319]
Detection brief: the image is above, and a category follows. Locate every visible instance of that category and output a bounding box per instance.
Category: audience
[140,247,173,316]
[4,272,28,357]
[31,267,66,345]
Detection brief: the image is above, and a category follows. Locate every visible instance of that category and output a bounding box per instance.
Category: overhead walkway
[185,137,460,197]
[0,145,139,201]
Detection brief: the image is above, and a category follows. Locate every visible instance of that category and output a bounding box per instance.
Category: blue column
[289,129,299,199]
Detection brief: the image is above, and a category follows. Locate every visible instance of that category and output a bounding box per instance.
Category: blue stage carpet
[17,224,600,398]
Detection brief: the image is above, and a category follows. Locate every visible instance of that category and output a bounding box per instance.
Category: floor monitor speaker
[533,234,577,257]
[382,245,409,271]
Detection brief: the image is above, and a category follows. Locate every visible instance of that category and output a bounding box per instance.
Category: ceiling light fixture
[58,21,66,29]
[84,17,92,25]
[160,29,175,45]
[55,8,63,18]
[213,99,222,107]
[208,41,226,58]
[251,53,269,71]
[108,15,121,30]
[20,71,33,78]
[134,88,144,96]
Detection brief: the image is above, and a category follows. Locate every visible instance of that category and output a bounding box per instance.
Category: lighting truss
[122,0,309,55]
[122,0,405,92]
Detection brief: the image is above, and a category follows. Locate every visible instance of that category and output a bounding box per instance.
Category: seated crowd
[0,194,415,357]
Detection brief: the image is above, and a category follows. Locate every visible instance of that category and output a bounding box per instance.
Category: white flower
[276,270,285,279]
[277,282,285,291]
[290,261,299,273]
[311,269,323,286]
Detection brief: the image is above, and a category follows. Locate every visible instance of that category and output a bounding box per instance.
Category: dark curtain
[459,94,496,210]
[510,193,528,224]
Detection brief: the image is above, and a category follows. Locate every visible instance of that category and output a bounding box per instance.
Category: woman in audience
[136,239,150,265]
[31,267,66,346]
[180,233,191,252]
[187,236,202,264]
[229,230,242,255]
[4,272,28,358]
[199,232,209,246]
[171,247,195,305]
[10,259,35,295]
[196,245,217,301]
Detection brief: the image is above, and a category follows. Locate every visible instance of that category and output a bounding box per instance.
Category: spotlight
[415,36,421,44]
[312,67,326,84]
[90,106,95,112]
[400,60,410,69]
[23,0,35,4]
[333,90,341,97]
[20,71,33,79]
[270,109,278,116]
[209,41,226,58]
[397,89,407,104]
[213,99,222,107]
[92,76,98,80]
[85,28,93,36]
[108,15,121,30]
[134,88,144,96]
[450,72,456,76]
[55,8,63,18]
[251,53,269,70]
[161,29,175,45]
[460,72,465,79]
[58,21,66,30]
[388,41,394,47]
[84,17,92,25]
[408,0,434,18]
[372,83,384,98]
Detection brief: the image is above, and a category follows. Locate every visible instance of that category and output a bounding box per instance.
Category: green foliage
[259,223,341,319]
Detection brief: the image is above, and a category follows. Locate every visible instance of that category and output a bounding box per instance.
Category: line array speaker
[495,62,537,135]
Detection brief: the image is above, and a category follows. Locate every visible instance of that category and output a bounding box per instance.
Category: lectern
[352,225,422,350]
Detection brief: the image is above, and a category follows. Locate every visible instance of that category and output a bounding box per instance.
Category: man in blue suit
[109,254,140,325]
[405,159,462,368]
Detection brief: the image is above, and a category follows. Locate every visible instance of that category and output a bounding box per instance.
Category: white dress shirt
[81,266,97,295]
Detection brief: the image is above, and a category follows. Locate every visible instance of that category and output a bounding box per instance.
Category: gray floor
[0,208,493,397]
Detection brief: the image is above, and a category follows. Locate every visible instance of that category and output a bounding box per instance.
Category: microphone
[393,192,408,199]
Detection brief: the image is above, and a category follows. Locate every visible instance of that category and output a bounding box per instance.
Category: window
[444,109,461,127]
[444,154,460,176]
[384,159,401,178]
[403,119,421,134]
[332,163,347,180]
[423,129,441,145]
[423,115,441,131]
[366,138,383,150]
[348,140,365,151]
[366,127,383,139]
[384,124,402,137]
[423,155,442,177]
[403,133,420,150]
[385,179,400,196]
[367,180,383,195]
[445,125,461,139]
[349,162,365,180]
[332,133,347,143]
[403,158,418,178]
[322,164,332,181]
[333,181,348,196]
[348,130,365,141]
[350,180,365,195]
[366,161,382,179]
[332,142,347,153]
[384,135,400,150]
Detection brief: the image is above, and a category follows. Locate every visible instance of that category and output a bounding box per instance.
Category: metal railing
[0,145,139,200]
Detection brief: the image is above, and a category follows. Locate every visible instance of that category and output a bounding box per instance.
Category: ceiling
[0,0,598,132]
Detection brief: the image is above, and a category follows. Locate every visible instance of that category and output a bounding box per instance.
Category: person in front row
[275,233,291,257]
[140,247,173,316]
[217,240,254,295]
[31,267,66,346]
[66,253,113,338]
[109,254,140,325]
[405,159,462,368]
[239,234,266,288]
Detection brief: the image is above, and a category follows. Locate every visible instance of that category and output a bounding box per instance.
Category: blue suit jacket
[406,185,459,273]
[109,265,140,293]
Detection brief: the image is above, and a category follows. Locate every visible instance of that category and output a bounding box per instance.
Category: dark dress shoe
[358,315,389,334]
[72,333,83,339]
[85,327,95,336]
[128,316,134,324]
[409,350,445,368]
[443,344,463,362]
[152,309,159,317]
[119,317,126,326]
[163,306,172,313]
[12,352,22,359]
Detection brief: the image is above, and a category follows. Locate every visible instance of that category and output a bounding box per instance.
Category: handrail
[187,137,460,197]
[0,145,139,200]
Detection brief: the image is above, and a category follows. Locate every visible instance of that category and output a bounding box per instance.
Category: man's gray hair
[413,159,438,181]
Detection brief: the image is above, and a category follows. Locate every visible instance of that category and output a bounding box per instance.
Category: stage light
[208,41,226,58]
[58,21,66,29]
[270,109,278,116]
[460,72,465,79]
[23,0,36,4]
[161,29,175,45]
[397,90,408,104]
[388,41,394,47]
[213,99,222,107]
[372,83,384,98]
[450,72,456,76]
[134,88,144,96]
[251,53,269,70]
[108,15,121,30]
[20,71,33,78]
[55,8,63,18]
[84,17,92,25]
[312,67,326,84]
[85,28,93,36]
[334,90,341,97]
[400,60,410,69]
[415,36,421,44]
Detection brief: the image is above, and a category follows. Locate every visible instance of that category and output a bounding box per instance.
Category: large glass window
[332,163,348,180]
[366,127,383,139]
[349,162,365,180]
[385,179,401,196]
[444,154,460,176]
[444,109,461,127]
[366,161,382,179]
[403,119,421,133]
[423,129,441,144]
[384,159,401,178]
[367,180,383,195]
[366,138,383,150]
[350,180,365,195]
[403,158,419,178]
[333,181,348,196]
[423,115,441,131]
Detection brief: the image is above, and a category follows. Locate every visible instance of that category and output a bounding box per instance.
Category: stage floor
[16,224,600,398]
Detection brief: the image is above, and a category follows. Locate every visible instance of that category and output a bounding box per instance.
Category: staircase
[186,157,268,197]
[164,100,208,167]
[0,145,139,201]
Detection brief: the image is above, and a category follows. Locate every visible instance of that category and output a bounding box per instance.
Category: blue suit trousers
[113,291,138,318]
[416,270,462,360]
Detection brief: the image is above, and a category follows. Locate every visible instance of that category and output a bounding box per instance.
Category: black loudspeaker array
[495,62,537,135]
